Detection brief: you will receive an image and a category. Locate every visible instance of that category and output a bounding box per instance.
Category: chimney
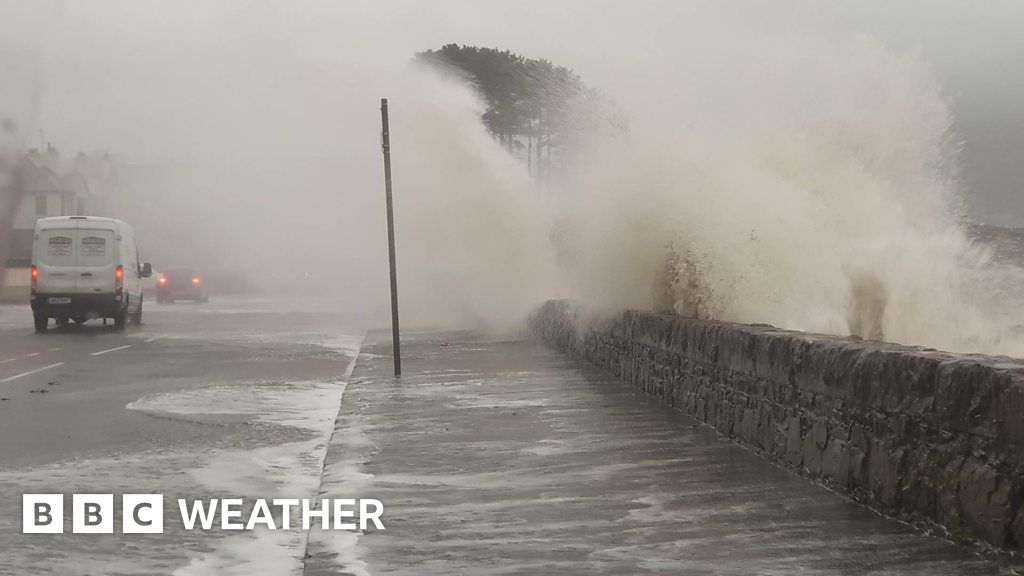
[44,143,60,171]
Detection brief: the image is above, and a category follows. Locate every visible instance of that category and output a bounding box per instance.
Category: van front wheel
[33,313,48,332]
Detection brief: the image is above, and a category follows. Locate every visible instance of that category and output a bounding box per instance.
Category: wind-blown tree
[415,44,622,178]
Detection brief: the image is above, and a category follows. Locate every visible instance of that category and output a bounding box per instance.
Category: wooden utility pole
[380,98,401,377]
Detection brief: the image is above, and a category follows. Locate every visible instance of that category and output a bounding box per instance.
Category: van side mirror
[141,263,153,278]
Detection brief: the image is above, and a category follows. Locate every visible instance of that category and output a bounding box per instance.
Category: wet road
[0,298,1016,575]
[0,296,364,575]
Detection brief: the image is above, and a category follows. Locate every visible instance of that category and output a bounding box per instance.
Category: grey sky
[1,0,1022,224]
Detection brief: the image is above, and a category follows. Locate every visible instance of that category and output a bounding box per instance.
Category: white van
[30,216,152,331]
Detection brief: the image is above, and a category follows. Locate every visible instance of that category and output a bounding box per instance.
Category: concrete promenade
[305,330,1010,575]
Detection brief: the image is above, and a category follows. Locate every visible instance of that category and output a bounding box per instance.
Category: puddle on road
[126,381,347,433]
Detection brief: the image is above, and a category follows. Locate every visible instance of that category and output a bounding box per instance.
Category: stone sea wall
[530,300,1024,549]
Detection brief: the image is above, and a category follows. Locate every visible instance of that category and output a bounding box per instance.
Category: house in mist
[1,146,115,299]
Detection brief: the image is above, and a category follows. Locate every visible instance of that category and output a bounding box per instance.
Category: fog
[3,1,1024,353]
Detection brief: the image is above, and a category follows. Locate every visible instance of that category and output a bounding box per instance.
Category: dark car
[156,267,209,303]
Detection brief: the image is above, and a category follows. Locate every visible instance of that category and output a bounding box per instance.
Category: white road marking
[144,336,159,343]
[0,362,65,383]
[25,352,40,358]
[48,347,62,352]
[0,358,15,365]
[90,345,132,356]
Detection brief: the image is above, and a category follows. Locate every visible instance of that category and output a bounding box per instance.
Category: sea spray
[552,37,1024,356]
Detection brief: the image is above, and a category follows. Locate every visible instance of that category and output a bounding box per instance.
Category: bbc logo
[23,494,164,534]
